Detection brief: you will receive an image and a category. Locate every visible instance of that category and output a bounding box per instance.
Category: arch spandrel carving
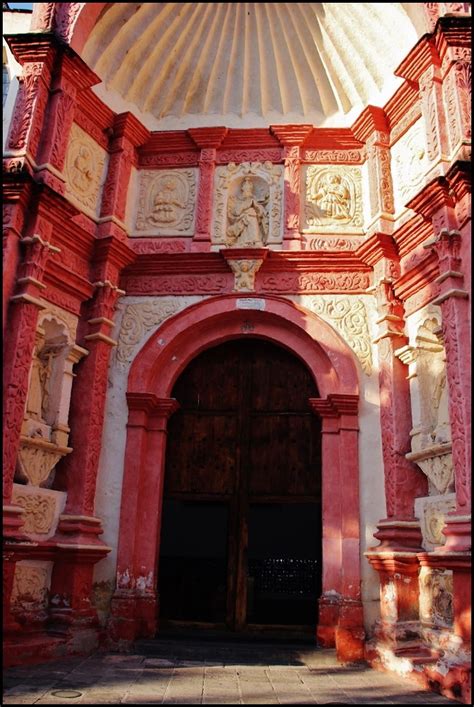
[127,295,360,401]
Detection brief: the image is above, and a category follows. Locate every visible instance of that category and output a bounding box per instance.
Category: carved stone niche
[213,162,283,249]
[403,317,453,495]
[16,314,88,489]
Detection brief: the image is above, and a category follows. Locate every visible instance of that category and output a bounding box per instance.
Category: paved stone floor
[3,637,458,704]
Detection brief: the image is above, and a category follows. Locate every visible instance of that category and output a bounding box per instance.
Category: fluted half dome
[82,2,421,130]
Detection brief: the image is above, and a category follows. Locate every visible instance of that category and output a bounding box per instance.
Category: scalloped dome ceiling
[82,2,422,130]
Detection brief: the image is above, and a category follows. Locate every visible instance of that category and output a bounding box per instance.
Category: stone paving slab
[3,638,459,704]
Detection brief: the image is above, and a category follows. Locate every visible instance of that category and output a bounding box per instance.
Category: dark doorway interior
[158,338,322,635]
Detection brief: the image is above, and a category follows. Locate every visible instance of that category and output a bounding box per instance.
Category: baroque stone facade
[2,5,471,704]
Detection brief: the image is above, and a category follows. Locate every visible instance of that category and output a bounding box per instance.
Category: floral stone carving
[391,118,428,213]
[213,162,283,247]
[65,123,107,218]
[302,165,363,233]
[419,567,454,628]
[306,297,373,375]
[115,297,201,365]
[414,493,457,550]
[406,443,454,495]
[134,169,197,235]
[12,487,56,535]
[16,435,72,488]
[11,563,50,608]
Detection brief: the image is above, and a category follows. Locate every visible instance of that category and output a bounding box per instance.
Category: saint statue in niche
[313,173,351,220]
[26,342,57,424]
[226,177,269,246]
[149,176,186,225]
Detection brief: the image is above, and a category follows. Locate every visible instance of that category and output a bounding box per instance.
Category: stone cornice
[188,127,229,149]
[393,252,440,301]
[394,36,440,83]
[355,232,399,267]
[351,105,389,142]
[270,124,313,147]
[406,177,455,219]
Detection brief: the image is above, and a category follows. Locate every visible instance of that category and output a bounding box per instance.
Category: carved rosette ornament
[213,162,283,248]
[302,165,363,233]
[11,487,58,536]
[414,494,457,550]
[134,169,197,235]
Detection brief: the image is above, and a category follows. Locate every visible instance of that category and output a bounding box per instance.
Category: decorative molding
[64,123,108,218]
[261,272,371,294]
[302,236,362,251]
[305,297,373,375]
[122,274,229,296]
[213,162,283,247]
[134,169,197,236]
[302,165,363,233]
[302,149,365,164]
[216,149,282,164]
[16,435,72,488]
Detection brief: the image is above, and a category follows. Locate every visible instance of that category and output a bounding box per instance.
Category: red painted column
[110,395,179,643]
[309,398,341,649]
[310,395,364,661]
[188,127,228,247]
[366,269,427,648]
[4,36,56,172]
[99,112,149,228]
[333,395,365,662]
[3,190,30,334]
[271,125,312,249]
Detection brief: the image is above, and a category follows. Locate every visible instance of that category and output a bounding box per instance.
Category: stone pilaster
[189,127,228,247]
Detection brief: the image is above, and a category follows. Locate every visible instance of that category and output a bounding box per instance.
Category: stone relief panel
[391,118,429,213]
[115,296,203,366]
[133,169,197,236]
[414,493,457,550]
[419,567,454,629]
[64,123,108,219]
[302,165,363,234]
[11,561,52,610]
[213,162,283,248]
[11,483,66,541]
[304,296,374,375]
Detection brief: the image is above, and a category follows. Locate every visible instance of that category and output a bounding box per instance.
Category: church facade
[2,3,471,703]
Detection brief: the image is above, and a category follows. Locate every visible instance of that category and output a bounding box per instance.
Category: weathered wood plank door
[158,338,321,632]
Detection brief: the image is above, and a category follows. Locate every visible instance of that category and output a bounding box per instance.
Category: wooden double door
[158,338,322,633]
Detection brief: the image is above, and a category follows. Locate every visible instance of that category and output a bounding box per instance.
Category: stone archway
[109,294,364,661]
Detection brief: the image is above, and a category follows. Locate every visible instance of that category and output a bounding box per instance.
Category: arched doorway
[111,295,364,660]
[158,338,322,636]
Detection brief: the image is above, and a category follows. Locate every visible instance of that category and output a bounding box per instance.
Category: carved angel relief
[302,166,363,233]
[135,169,197,235]
[213,162,283,247]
